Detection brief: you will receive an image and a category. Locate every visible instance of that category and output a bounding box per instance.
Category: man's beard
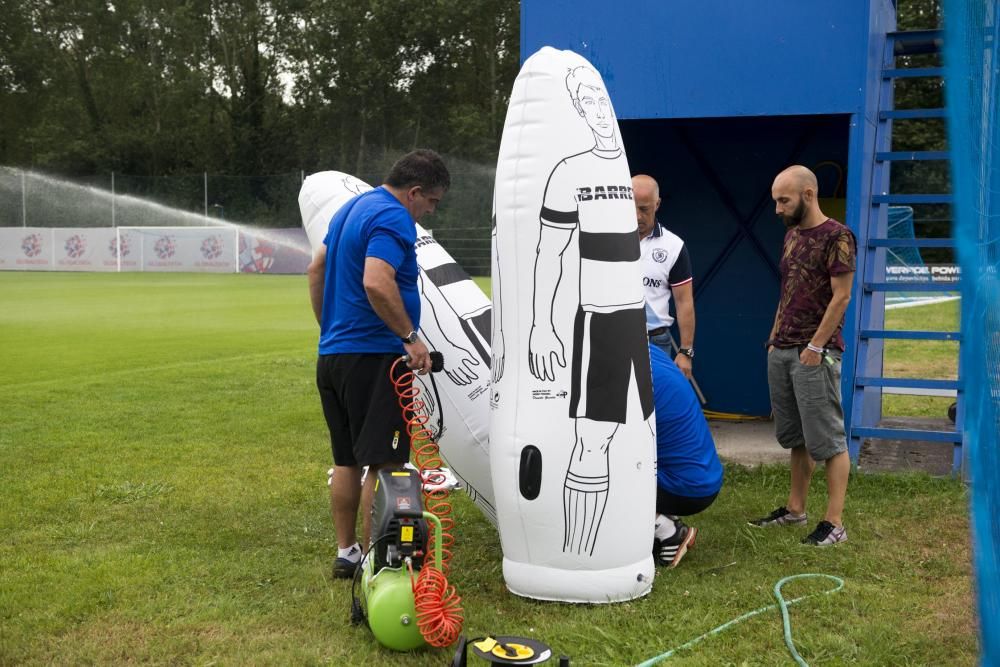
[781,200,806,229]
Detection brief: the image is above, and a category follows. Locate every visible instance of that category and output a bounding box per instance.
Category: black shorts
[569,307,654,423]
[316,353,411,467]
[655,488,718,517]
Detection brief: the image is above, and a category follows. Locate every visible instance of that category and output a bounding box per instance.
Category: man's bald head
[632,174,661,239]
[632,174,659,200]
[773,165,819,196]
[772,165,824,229]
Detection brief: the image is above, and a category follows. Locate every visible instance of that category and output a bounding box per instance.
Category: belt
[647,327,668,337]
[775,343,843,354]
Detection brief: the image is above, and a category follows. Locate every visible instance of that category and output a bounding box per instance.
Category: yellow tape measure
[470,635,552,664]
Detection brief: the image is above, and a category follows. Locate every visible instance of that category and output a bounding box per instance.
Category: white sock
[654,514,677,540]
[337,543,361,562]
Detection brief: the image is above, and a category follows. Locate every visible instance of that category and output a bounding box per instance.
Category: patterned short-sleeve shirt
[773,218,856,351]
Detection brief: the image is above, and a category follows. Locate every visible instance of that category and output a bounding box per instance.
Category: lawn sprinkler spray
[350,352,464,651]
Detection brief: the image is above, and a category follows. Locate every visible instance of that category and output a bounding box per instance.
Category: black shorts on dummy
[316,353,411,467]
[570,306,654,423]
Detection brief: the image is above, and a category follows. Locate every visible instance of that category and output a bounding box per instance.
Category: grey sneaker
[802,520,847,546]
[654,525,697,568]
[748,506,808,527]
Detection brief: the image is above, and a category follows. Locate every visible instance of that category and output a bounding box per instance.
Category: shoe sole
[802,534,848,547]
[333,561,359,579]
[747,519,808,528]
[669,527,697,568]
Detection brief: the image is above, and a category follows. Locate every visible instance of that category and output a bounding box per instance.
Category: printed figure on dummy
[527,65,654,556]
[491,47,655,602]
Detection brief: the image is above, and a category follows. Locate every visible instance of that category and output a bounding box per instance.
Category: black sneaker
[802,520,847,546]
[333,558,358,579]
[748,506,808,527]
[333,545,362,579]
[653,525,697,568]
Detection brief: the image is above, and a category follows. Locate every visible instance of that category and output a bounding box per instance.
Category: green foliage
[0,0,517,232]
[0,273,976,665]
[889,0,953,263]
[0,0,519,176]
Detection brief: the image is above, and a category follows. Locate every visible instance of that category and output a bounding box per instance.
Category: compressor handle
[422,511,444,571]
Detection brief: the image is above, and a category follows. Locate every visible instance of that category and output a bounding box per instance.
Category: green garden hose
[636,573,845,666]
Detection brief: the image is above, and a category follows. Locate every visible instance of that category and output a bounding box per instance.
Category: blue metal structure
[850,28,963,473]
[942,0,1000,654]
[522,0,897,419]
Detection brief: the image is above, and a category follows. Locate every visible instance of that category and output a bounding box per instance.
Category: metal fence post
[21,169,27,227]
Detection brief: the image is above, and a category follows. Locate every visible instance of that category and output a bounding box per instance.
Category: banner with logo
[885,264,961,284]
[127,227,238,273]
[0,227,54,270]
[2,226,311,274]
[238,228,311,274]
[50,228,119,272]
[106,229,141,271]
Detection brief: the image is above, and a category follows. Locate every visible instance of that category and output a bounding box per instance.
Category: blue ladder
[848,29,964,474]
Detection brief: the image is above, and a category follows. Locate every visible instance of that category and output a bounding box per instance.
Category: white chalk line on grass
[1,350,305,392]
[885,295,960,310]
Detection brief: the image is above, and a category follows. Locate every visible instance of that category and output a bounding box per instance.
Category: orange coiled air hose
[412,561,464,647]
[390,357,463,647]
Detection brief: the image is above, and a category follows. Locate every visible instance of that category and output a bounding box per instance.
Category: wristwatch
[677,347,694,359]
[401,330,419,345]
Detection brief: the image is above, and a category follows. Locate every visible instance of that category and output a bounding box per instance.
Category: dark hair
[384,149,451,192]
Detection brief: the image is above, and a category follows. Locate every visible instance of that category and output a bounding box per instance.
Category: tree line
[1,0,946,259]
[0,0,519,183]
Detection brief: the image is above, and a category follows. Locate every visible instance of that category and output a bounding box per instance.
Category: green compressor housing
[357,467,442,652]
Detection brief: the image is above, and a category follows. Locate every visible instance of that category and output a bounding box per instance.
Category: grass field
[0,273,975,665]
[882,299,960,418]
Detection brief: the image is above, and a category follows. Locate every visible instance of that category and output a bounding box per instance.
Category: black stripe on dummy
[579,231,640,262]
[460,315,491,367]
[423,262,470,288]
[541,207,579,227]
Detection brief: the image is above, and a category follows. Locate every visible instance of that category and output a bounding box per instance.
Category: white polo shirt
[639,221,692,331]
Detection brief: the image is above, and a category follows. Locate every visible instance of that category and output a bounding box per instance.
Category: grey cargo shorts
[766,346,847,462]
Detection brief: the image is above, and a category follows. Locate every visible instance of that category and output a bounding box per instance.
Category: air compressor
[350,466,452,650]
[350,353,464,651]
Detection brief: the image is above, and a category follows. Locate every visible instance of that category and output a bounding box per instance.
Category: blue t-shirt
[650,344,724,497]
[318,187,420,355]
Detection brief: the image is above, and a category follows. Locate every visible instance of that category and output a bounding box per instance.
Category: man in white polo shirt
[633,174,695,379]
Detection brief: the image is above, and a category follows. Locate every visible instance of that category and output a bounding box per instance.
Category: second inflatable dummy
[299,172,497,525]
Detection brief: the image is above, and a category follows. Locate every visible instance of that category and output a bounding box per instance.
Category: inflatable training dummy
[299,172,497,525]
[490,47,657,602]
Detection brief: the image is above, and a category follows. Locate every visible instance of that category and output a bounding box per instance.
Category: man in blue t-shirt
[649,343,723,568]
[306,149,450,579]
